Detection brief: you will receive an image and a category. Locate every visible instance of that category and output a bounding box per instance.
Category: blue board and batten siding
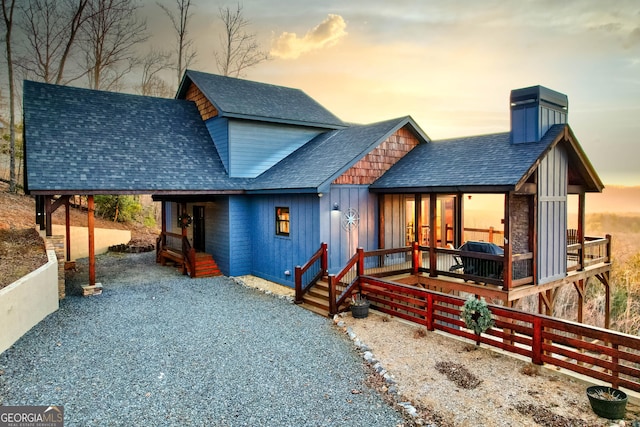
[326,185,379,274]
[206,117,229,172]
[228,196,253,276]
[204,198,232,276]
[200,196,252,277]
[537,144,568,284]
[250,194,320,286]
[228,121,322,178]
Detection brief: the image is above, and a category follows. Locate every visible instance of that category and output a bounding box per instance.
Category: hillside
[0,184,159,288]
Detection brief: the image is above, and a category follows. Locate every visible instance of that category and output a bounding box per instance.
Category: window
[276,207,290,236]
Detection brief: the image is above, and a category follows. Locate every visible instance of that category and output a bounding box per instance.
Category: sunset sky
[151,1,637,185]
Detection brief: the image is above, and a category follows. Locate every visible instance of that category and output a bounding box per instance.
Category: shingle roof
[178,70,346,129]
[251,117,427,192]
[23,81,248,194]
[370,125,567,192]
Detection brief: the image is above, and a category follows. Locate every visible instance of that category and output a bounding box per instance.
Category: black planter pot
[586,386,628,419]
[351,302,370,319]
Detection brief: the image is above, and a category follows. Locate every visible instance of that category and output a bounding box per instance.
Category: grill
[459,241,504,279]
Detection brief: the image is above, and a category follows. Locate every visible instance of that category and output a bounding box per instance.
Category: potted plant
[460,296,494,346]
[351,293,370,319]
[586,385,628,419]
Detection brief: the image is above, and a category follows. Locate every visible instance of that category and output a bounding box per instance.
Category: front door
[193,206,205,252]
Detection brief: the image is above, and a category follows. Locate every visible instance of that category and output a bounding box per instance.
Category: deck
[295,236,611,316]
[293,238,640,395]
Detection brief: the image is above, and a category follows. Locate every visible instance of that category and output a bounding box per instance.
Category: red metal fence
[359,276,640,393]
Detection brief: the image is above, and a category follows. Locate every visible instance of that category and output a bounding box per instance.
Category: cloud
[626,27,640,49]
[270,14,348,59]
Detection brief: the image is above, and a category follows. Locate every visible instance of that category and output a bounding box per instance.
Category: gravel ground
[0,252,404,426]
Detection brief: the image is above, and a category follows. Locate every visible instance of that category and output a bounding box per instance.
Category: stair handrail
[155,233,165,262]
[294,242,328,304]
[329,248,364,315]
[182,236,196,278]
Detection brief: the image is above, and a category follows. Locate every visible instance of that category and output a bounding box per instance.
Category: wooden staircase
[188,252,222,278]
[300,277,350,317]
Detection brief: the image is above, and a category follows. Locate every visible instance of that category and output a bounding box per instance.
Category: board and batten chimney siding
[333,127,420,185]
[510,86,568,144]
[185,83,218,121]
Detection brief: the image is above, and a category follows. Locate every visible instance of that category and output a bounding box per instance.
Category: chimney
[510,85,568,144]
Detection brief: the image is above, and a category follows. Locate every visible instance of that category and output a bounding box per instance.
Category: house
[23,71,611,323]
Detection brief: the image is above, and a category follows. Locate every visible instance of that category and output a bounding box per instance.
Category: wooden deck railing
[359,276,640,392]
[567,235,611,272]
[182,236,196,278]
[361,246,413,277]
[294,243,327,304]
[156,231,196,277]
[357,243,534,290]
[463,227,504,246]
[328,249,363,315]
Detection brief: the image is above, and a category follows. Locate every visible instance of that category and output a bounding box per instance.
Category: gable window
[276,207,290,236]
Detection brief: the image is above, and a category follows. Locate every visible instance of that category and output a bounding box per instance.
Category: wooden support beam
[35,195,45,230]
[378,195,385,249]
[65,198,71,262]
[429,193,437,277]
[43,195,72,237]
[181,202,188,237]
[455,193,463,248]
[45,195,53,236]
[88,195,96,287]
[161,200,167,235]
[414,193,420,244]
[595,271,611,329]
[574,279,585,323]
[503,192,512,290]
[578,191,586,271]
[539,289,557,316]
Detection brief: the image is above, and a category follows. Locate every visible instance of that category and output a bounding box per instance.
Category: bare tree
[1,0,17,193]
[17,0,90,85]
[136,48,172,97]
[215,3,268,78]
[80,0,148,90]
[157,0,196,86]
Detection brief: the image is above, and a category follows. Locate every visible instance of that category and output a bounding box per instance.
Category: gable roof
[177,70,346,129]
[23,81,248,194]
[250,116,429,193]
[370,124,602,193]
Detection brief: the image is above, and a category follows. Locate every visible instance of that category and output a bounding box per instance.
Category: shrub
[94,195,142,222]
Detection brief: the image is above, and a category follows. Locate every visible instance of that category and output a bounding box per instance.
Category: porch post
[455,193,463,248]
[574,279,585,323]
[378,195,385,249]
[88,195,96,287]
[45,195,53,236]
[65,197,71,262]
[429,193,437,277]
[181,202,188,238]
[161,200,167,235]
[414,193,420,245]
[35,195,45,230]
[578,191,586,271]
[503,192,512,290]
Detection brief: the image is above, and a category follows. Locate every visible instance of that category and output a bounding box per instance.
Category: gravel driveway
[0,252,403,426]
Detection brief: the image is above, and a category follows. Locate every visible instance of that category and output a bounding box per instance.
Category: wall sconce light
[333,203,339,211]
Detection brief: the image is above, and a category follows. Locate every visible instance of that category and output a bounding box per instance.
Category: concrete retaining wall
[50,225,131,261]
[0,245,59,354]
